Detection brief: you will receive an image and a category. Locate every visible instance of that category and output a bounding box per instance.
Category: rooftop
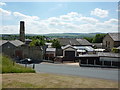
[46,48,56,52]
[0,40,24,47]
[58,38,92,46]
[108,33,120,41]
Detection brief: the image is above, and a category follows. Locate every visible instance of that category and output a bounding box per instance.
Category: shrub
[112,48,119,53]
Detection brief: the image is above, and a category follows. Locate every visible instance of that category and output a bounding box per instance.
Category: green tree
[29,39,45,46]
[83,37,93,43]
[92,34,106,43]
[52,39,61,49]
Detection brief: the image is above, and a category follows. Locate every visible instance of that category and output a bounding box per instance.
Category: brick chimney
[19,21,25,42]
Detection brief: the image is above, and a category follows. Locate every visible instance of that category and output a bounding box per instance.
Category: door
[65,51,75,57]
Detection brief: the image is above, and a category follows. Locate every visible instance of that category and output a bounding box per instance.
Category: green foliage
[112,48,119,53]
[83,37,93,43]
[52,39,61,49]
[92,34,106,43]
[29,39,45,46]
[1,54,35,73]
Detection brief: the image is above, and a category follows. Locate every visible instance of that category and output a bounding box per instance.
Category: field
[2,73,118,88]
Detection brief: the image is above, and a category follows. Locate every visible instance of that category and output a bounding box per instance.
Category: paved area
[28,63,119,81]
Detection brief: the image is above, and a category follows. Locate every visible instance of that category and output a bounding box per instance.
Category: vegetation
[83,37,93,43]
[29,39,45,46]
[2,73,118,88]
[1,54,35,73]
[92,34,106,43]
[51,39,61,49]
[112,48,119,53]
[84,34,106,43]
[1,33,107,43]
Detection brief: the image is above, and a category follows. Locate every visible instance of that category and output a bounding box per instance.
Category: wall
[103,34,114,51]
[63,47,77,57]
[15,46,43,62]
[1,42,16,57]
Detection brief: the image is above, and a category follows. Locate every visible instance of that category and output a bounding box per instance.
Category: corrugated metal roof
[74,46,94,52]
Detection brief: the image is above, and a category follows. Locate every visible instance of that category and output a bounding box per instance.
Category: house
[61,45,77,62]
[0,40,24,57]
[45,48,56,60]
[25,39,32,45]
[78,52,120,68]
[103,33,120,51]
[15,46,43,62]
[57,38,94,56]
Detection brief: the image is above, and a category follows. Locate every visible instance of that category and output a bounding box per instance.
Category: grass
[1,54,35,73]
[2,73,118,88]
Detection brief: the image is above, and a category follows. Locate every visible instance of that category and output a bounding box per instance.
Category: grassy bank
[2,73,118,88]
[1,54,35,73]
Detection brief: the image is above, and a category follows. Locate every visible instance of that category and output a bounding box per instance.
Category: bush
[1,54,35,73]
[112,48,119,53]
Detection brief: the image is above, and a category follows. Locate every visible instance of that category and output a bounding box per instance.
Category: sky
[0,2,119,34]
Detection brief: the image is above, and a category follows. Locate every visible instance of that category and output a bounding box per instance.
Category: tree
[92,34,106,43]
[29,39,45,46]
[52,39,61,49]
[83,37,93,43]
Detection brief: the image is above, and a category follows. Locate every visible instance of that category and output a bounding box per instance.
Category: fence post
[33,64,35,69]
[25,64,27,68]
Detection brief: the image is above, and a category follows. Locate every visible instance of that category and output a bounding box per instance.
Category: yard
[2,73,118,88]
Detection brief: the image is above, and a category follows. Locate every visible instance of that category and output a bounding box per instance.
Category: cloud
[91,8,109,18]
[0,8,11,16]
[0,2,6,6]
[104,19,118,24]
[13,12,39,20]
[1,25,18,34]
[1,11,118,34]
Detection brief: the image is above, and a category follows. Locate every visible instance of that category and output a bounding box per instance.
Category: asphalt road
[28,63,119,81]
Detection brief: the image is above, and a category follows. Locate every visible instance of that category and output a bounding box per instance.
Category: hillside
[1,54,35,73]
[1,33,106,39]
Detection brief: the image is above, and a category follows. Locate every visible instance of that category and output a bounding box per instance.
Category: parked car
[20,58,33,64]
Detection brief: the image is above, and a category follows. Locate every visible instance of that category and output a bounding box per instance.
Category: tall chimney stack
[19,21,25,42]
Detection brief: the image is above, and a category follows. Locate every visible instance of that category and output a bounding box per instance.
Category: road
[28,63,119,81]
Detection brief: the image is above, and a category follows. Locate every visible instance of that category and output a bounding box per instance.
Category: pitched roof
[108,33,120,41]
[0,40,7,46]
[76,39,92,46]
[62,44,77,50]
[58,38,92,46]
[9,40,24,46]
[58,38,80,46]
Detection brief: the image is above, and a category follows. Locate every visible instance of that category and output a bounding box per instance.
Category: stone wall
[1,42,16,57]
[15,46,43,62]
